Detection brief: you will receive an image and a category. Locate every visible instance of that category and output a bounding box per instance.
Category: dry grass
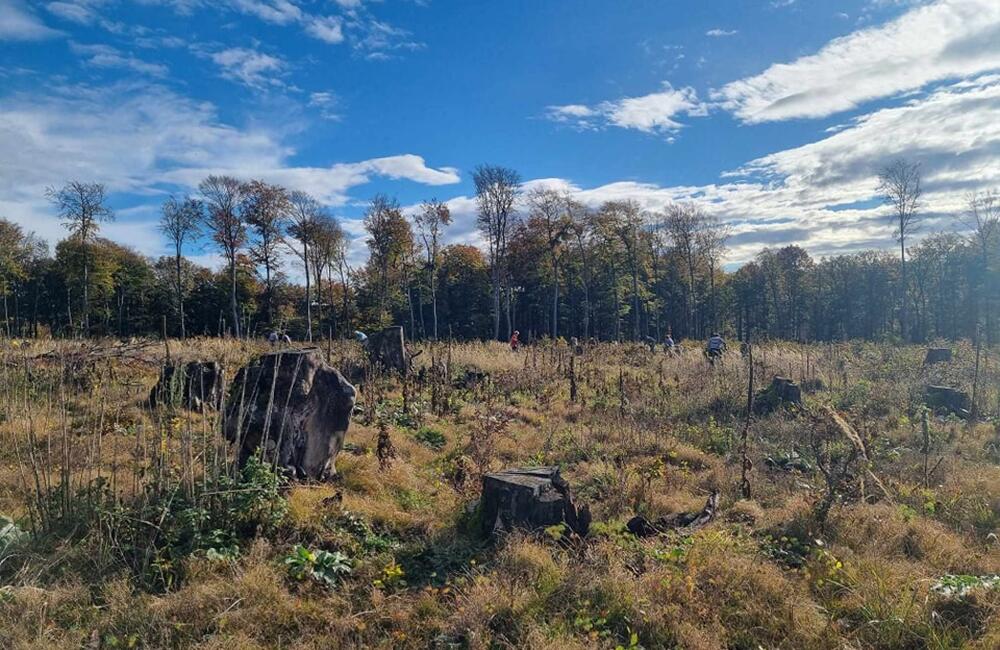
[0,335,999,648]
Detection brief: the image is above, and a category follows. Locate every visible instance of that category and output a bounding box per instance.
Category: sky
[1,0,998,271]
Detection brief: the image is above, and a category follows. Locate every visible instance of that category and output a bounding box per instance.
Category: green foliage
[284,545,352,588]
[414,426,447,450]
[931,574,1000,598]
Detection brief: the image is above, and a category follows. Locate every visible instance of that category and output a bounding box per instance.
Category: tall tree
[45,181,114,333]
[664,203,707,338]
[158,196,202,338]
[286,191,322,341]
[697,212,732,334]
[242,180,290,328]
[963,190,1000,342]
[876,159,922,340]
[199,175,246,338]
[364,194,413,327]
[308,214,346,337]
[414,199,452,340]
[473,164,520,340]
[526,188,573,339]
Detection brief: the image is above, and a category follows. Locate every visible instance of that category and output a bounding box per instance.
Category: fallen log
[626,491,720,537]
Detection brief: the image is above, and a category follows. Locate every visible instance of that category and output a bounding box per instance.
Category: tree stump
[925,385,970,418]
[149,360,223,411]
[365,326,410,374]
[224,348,357,480]
[924,348,952,364]
[480,466,591,537]
[754,376,802,414]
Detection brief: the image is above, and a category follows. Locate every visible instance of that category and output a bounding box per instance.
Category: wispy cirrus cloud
[209,46,286,89]
[706,28,737,37]
[0,0,62,40]
[70,41,168,76]
[713,0,1000,123]
[546,83,705,140]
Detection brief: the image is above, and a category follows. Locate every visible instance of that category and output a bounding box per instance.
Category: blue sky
[1,0,998,268]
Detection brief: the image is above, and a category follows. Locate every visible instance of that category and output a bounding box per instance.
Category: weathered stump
[365,326,410,374]
[924,348,953,365]
[925,385,970,418]
[224,348,357,480]
[626,491,720,537]
[149,360,223,411]
[754,376,802,414]
[480,466,591,537]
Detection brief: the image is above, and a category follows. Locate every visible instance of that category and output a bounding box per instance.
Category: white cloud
[46,1,95,24]
[210,47,285,89]
[705,28,737,37]
[70,42,169,77]
[546,83,704,138]
[0,0,62,40]
[714,0,1000,123]
[0,81,460,259]
[304,15,344,44]
[308,91,339,120]
[228,0,301,25]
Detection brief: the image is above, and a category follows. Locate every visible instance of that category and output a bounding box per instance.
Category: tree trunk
[303,242,312,342]
[230,257,240,339]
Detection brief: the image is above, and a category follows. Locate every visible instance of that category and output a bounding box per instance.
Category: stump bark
[224,348,357,480]
[149,360,223,411]
[924,348,953,365]
[365,326,410,374]
[925,385,970,418]
[480,466,591,537]
[754,376,802,414]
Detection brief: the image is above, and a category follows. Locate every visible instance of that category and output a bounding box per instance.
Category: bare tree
[242,180,291,328]
[664,203,707,338]
[286,191,321,341]
[527,188,573,339]
[697,212,732,333]
[45,181,114,333]
[473,164,521,340]
[414,199,452,340]
[159,196,202,339]
[567,199,594,339]
[199,175,246,338]
[309,213,346,336]
[963,190,1000,341]
[876,159,922,341]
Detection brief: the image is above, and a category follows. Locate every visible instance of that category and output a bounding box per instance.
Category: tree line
[0,163,997,344]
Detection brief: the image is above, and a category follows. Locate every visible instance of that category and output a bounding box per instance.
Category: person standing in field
[705,332,726,362]
[510,330,520,351]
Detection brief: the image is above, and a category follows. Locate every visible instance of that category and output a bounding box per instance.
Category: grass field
[1,337,999,649]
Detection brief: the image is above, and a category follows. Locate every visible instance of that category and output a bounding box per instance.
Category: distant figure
[664,333,676,355]
[281,332,292,346]
[706,332,726,362]
[644,335,657,352]
[267,330,279,346]
[354,330,368,345]
[571,336,583,355]
[510,330,520,351]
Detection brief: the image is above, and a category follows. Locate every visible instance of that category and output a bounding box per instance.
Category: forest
[2,162,998,346]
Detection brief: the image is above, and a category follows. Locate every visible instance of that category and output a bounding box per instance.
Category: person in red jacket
[509,330,520,351]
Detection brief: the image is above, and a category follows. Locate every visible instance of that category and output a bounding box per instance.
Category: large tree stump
[626,491,720,537]
[480,466,591,537]
[149,360,223,411]
[365,326,410,374]
[925,385,970,418]
[224,348,357,480]
[924,348,953,365]
[754,376,802,415]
